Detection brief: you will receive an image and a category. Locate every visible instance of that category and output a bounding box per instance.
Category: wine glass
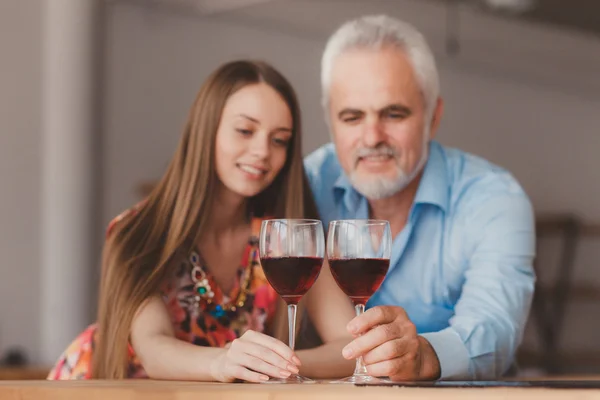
[259,219,324,383]
[327,219,392,384]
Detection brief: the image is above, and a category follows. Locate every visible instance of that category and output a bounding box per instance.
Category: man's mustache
[354,145,399,164]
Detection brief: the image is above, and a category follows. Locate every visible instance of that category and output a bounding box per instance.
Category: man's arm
[422,189,536,379]
[342,185,536,380]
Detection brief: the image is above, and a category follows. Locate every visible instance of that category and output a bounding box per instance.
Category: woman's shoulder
[106,200,147,238]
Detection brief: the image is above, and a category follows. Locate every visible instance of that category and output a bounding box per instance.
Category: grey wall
[0,0,43,362]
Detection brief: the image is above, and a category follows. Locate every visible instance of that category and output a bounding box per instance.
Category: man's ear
[429,97,444,140]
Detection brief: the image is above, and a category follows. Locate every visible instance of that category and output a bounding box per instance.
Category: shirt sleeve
[422,181,536,380]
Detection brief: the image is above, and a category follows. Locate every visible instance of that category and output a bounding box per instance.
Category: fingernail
[287,364,300,374]
[347,323,357,334]
[292,356,302,366]
[260,375,270,381]
[280,370,292,378]
[342,347,353,359]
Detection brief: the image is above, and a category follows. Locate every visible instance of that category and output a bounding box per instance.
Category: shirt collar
[413,141,449,212]
[333,173,362,215]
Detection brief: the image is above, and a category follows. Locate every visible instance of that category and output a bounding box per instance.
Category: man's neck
[368,171,423,238]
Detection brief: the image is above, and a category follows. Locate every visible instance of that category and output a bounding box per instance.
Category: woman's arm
[130,296,301,382]
[297,260,356,379]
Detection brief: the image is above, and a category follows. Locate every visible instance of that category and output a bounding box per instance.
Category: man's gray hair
[321,15,440,119]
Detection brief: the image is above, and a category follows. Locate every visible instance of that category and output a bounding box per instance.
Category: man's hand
[342,306,441,381]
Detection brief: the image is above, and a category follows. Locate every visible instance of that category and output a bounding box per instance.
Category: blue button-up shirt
[304,140,535,380]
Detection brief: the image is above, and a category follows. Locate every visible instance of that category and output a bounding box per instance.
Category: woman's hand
[209,330,301,383]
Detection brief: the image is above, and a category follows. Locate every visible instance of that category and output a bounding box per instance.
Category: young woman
[48,60,355,382]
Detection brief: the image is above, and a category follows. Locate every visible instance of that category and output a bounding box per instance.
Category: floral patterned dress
[47,209,278,379]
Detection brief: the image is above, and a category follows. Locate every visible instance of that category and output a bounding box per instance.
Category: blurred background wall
[0,0,43,369]
[1,0,600,376]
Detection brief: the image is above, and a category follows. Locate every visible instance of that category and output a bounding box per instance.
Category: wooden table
[2,380,600,400]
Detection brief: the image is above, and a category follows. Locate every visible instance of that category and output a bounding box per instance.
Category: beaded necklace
[188,246,255,319]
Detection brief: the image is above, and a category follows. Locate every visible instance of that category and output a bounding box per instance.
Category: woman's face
[215,83,293,201]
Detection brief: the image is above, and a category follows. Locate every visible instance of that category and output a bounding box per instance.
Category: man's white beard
[348,142,429,201]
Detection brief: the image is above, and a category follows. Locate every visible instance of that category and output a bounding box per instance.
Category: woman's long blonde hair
[92,60,318,379]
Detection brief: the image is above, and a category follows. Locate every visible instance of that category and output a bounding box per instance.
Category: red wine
[260,256,323,305]
[328,258,389,305]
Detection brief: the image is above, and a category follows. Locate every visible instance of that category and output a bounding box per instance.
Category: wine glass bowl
[327,257,389,307]
[259,256,322,305]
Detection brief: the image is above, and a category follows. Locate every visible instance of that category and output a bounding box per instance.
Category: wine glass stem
[288,304,297,351]
[353,304,368,376]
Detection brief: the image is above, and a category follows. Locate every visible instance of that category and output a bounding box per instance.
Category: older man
[304,15,535,380]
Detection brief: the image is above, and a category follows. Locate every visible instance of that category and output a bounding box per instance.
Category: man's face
[328,46,441,200]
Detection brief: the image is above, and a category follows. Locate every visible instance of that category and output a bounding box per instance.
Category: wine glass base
[329,374,391,385]
[261,374,317,384]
